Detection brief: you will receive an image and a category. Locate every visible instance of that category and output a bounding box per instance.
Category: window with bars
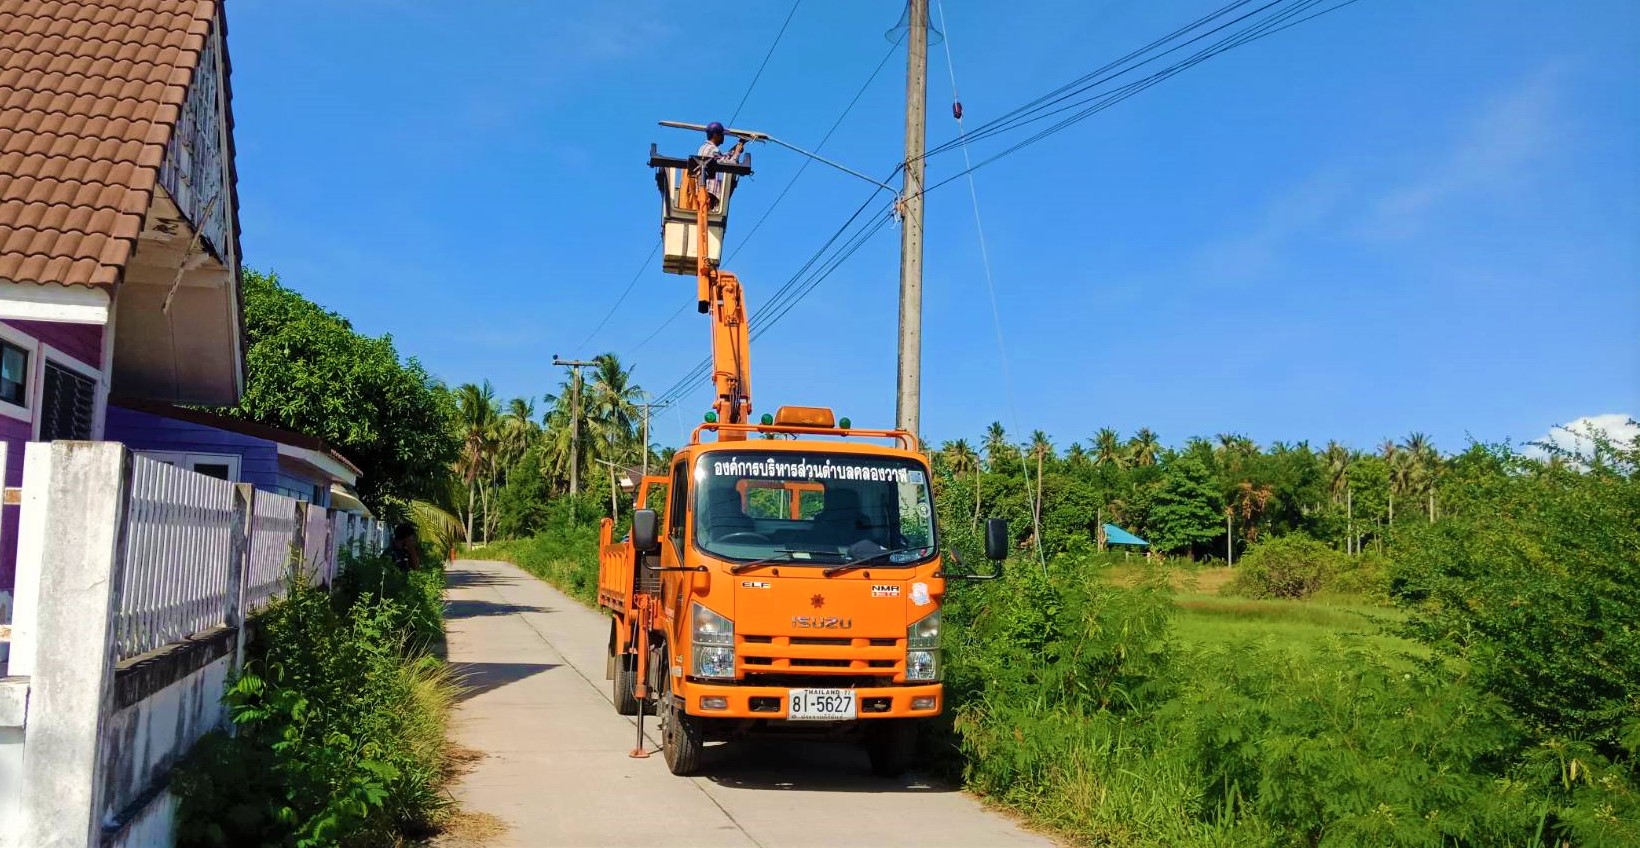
[39,361,97,441]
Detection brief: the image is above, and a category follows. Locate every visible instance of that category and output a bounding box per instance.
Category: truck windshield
[694,451,936,566]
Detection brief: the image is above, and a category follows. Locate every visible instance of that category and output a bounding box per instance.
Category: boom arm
[692,162,751,440]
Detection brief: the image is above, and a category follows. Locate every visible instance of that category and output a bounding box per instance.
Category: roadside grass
[477,527,598,607]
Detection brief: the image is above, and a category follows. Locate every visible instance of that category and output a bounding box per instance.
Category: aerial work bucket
[650,144,752,276]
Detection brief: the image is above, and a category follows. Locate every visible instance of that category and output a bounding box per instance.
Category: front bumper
[678,679,942,720]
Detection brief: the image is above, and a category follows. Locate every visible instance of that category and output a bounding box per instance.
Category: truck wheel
[865,719,918,778]
[613,653,640,716]
[659,662,703,775]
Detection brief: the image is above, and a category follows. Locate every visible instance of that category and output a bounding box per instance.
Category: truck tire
[659,661,703,776]
[865,719,918,778]
[612,653,640,716]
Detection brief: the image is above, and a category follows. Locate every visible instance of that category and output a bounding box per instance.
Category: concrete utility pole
[553,357,596,497]
[639,400,655,479]
[895,0,928,436]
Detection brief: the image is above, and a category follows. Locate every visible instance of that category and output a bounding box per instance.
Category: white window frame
[136,450,242,483]
[0,323,37,424]
[31,344,105,441]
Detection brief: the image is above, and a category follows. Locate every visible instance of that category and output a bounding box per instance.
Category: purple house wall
[0,319,107,592]
[104,406,280,489]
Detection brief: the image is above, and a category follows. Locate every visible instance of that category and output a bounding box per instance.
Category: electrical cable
[730,0,803,125]
[918,0,1369,191]
[727,36,904,261]
[569,239,660,354]
[935,0,1046,574]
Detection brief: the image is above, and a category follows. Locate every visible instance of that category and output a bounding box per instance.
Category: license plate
[787,688,856,721]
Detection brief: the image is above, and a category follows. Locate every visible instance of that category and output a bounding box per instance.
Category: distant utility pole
[638,399,656,479]
[895,0,928,436]
[552,356,596,497]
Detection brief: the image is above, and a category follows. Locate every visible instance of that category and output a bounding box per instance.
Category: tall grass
[173,549,457,848]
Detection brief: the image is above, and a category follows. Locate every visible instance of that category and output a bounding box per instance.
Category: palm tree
[499,397,539,473]
[1064,442,1088,468]
[1093,427,1127,469]
[1323,441,1351,505]
[454,381,499,544]
[1028,430,1053,550]
[982,422,1014,470]
[942,439,981,525]
[1381,439,1409,525]
[1128,428,1161,468]
[1401,432,1438,522]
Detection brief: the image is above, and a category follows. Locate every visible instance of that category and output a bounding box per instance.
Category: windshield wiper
[729,549,845,575]
[823,546,933,576]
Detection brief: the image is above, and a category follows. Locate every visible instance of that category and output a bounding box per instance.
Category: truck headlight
[908,611,940,649]
[693,645,736,679]
[691,603,735,678]
[692,603,734,645]
[906,650,939,681]
[907,611,941,681]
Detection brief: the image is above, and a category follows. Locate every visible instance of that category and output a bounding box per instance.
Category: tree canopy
[231,269,458,514]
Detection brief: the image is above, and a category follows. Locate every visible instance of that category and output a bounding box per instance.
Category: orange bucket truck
[596,123,1008,776]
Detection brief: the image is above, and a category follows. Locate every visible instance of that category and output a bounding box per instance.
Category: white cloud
[1359,69,1562,240]
[1527,413,1640,459]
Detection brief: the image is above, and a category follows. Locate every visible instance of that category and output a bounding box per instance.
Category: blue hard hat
[705,121,725,137]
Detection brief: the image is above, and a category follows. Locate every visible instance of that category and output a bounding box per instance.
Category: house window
[136,452,241,483]
[0,341,27,407]
[39,361,96,441]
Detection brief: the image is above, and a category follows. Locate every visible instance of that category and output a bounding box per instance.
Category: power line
[730,0,803,125]
[569,239,660,354]
[919,0,1369,194]
[565,1,801,364]
[727,36,903,262]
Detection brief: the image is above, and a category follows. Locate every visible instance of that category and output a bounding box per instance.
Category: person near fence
[386,523,421,572]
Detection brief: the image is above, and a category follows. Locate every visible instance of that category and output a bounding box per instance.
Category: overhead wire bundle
[645,0,1371,413]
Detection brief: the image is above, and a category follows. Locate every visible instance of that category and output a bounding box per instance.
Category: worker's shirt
[697,140,734,200]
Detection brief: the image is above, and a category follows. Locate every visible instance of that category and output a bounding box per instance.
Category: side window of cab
[667,460,689,541]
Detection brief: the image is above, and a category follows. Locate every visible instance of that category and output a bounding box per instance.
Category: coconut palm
[982,422,1015,470]
[1028,430,1053,550]
[1401,432,1438,521]
[1093,427,1126,469]
[454,381,499,544]
[1064,442,1088,468]
[1128,428,1161,468]
[1323,441,1351,505]
[942,438,981,525]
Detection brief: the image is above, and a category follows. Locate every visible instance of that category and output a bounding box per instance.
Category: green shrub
[173,553,455,848]
[481,513,600,606]
[1225,536,1347,599]
[1393,443,1640,776]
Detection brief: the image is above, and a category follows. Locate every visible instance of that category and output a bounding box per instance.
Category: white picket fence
[2,443,400,848]
[110,455,392,661]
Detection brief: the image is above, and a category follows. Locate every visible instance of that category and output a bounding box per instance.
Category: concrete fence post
[291,501,309,588]
[16,442,133,848]
[225,484,254,675]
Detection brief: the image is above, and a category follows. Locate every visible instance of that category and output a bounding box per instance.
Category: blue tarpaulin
[1103,523,1148,547]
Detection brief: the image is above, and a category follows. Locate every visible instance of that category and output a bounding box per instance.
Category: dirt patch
[428,810,509,847]
[444,743,485,778]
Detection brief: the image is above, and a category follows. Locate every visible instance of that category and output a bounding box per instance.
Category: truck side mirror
[632,509,660,553]
[984,518,1009,562]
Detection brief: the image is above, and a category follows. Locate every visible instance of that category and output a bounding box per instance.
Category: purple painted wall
[104,406,280,489]
[0,415,30,594]
[2,319,102,369]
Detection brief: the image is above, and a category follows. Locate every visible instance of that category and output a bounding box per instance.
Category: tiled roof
[0,0,218,288]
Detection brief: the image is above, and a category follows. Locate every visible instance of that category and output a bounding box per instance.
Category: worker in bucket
[697,121,746,210]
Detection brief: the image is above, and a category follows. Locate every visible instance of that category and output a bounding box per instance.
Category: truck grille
[736,634,904,677]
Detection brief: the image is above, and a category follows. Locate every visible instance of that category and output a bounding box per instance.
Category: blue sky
[228,0,1638,453]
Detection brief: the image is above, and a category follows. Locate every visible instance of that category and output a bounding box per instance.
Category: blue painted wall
[105,406,280,490]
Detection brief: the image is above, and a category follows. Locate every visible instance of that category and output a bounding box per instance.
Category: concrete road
[440,559,1055,848]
